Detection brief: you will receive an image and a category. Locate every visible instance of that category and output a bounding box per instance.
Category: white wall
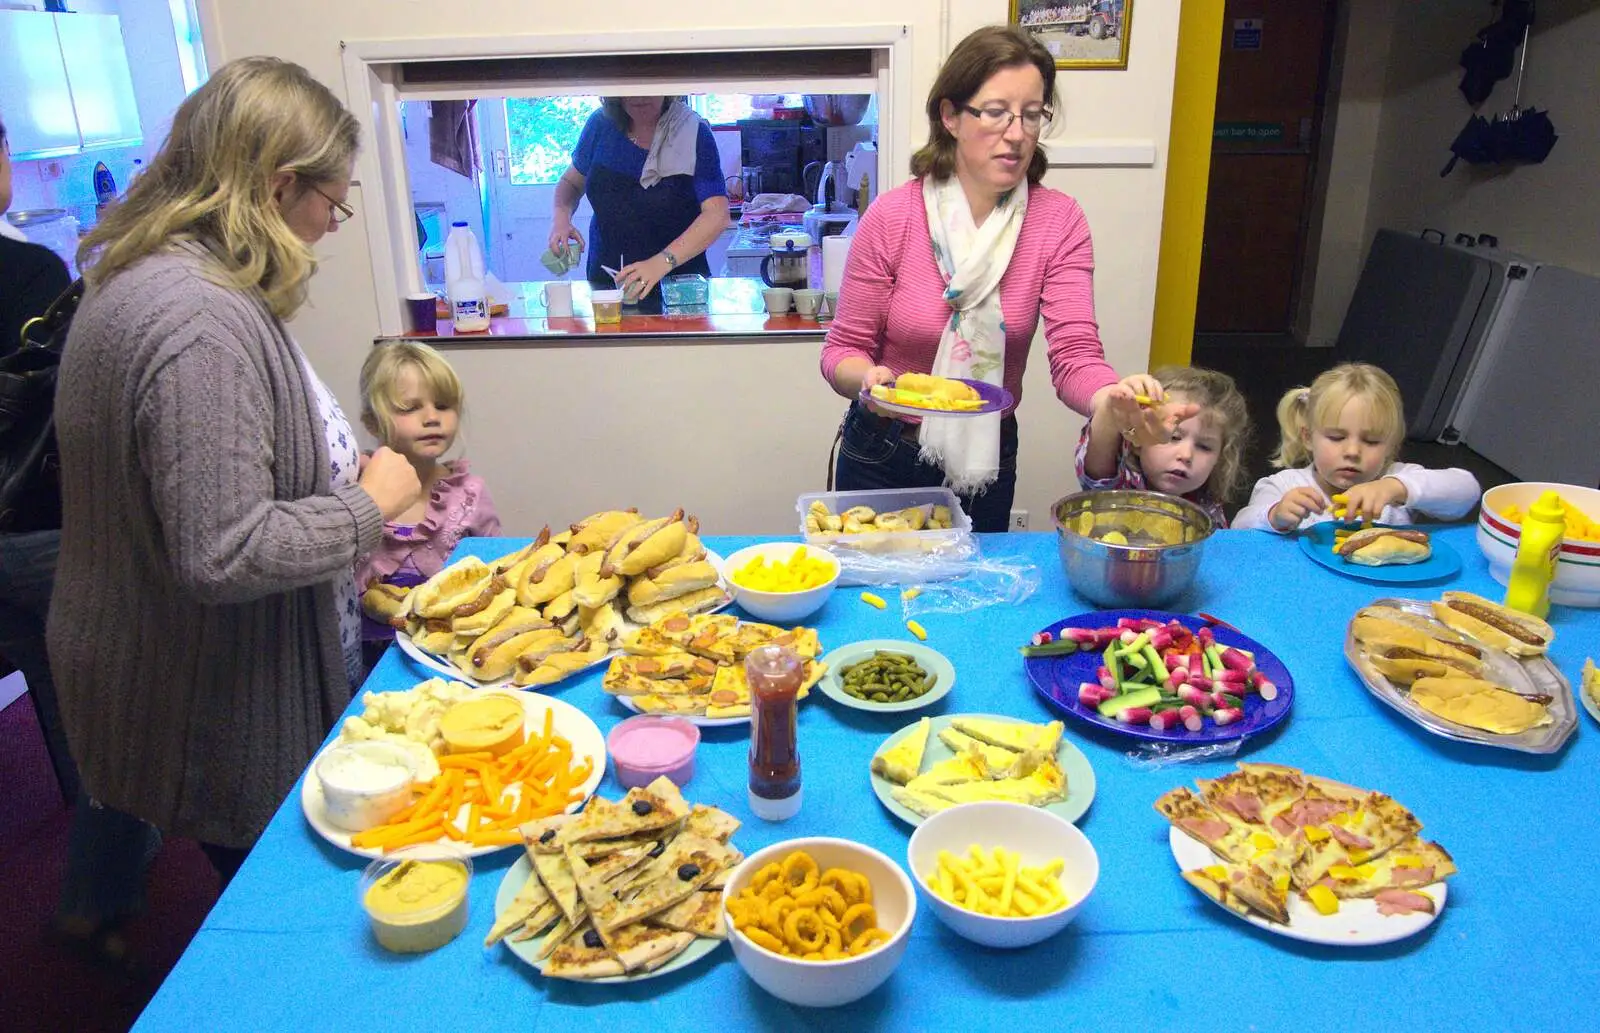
[200,0,1184,535]
[1306,0,1600,347]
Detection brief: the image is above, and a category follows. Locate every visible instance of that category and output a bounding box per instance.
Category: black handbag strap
[16,279,86,354]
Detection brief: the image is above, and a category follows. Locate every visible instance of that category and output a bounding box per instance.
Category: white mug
[542,280,574,317]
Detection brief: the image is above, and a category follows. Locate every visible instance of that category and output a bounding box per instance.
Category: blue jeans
[832,403,1019,533]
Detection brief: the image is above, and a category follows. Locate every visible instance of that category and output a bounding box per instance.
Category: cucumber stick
[1097,686,1163,719]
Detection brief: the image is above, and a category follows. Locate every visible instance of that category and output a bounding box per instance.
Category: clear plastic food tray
[796,487,976,586]
[1343,596,1576,754]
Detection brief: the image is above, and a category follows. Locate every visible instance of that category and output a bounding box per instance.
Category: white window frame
[340,25,911,336]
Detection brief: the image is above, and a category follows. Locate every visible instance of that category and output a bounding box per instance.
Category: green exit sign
[1214,122,1284,141]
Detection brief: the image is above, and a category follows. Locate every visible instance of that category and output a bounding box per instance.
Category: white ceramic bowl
[1477,482,1600,607]
[722,542,840,624]
[722,836,915,1008]
[906,801,1098,949]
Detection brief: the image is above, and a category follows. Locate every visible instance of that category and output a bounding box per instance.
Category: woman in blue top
[548,96,730,312]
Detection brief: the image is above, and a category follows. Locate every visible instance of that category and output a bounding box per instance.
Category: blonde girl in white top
[1233,362,1480,532]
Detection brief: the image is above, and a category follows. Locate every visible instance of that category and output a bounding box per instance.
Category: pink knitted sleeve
[818,191,904,387]
[1040,200,1118,415]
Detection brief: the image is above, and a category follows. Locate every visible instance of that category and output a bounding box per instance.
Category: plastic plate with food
[1298,523,1462,584]
[817,640,955,713]
[301,690,605,859]
[868,713,1095,827]
[1023,610,1294,744]
[859,375,1012,419]
[1344,596,1575,754]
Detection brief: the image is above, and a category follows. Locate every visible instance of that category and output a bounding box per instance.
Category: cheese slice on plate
[937,727,1022,770]
[904,748,988,790]
[920,755,1067,808]
[871,717,931,785]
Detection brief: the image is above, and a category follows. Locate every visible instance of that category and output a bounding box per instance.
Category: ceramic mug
[762,287,794,315]
[792,289,824,319]
[542,281,574,317]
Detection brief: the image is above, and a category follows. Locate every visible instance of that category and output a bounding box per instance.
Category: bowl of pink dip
[606,715,701,789]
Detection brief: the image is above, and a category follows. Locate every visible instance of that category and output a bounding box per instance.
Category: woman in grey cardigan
[47,57,422,933]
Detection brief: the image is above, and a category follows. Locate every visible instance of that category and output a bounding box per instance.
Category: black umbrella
[1440,107,1559,176]
[1459,0,1534,106]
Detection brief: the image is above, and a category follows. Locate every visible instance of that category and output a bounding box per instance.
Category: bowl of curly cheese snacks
[721,837,914,1007]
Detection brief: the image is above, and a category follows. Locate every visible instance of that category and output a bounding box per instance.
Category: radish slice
[1252,670,1279,701]
[1179,705,1204,732]
[1148,711,1183,732]
[1212,707,1244,726]
[1116,706,1154,726]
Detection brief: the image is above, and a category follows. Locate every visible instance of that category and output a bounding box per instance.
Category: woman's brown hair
[910,25,1058,185]
[602,97,677,135]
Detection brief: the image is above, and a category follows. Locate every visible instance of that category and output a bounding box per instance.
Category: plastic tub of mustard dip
[360,851,472,954]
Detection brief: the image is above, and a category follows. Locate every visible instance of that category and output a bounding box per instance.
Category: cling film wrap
[891,552,1042,618]
[1123,738,1243,770]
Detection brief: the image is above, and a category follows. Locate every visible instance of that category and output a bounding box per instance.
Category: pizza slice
[541,921,695,979]
[531,914,576,958]
[531,850,585,925]
[619,627,685,657]
[871,717,931,785]
[607,652,719,684]
[683,804,740,843]
[763,626,823,659]
[559,776,690,845]
[591,834,730,933]
[648,889,726,938]
[1181,858,1292,925]
[504,900,562,944]
[1154,786,1259,864]
[1313,839,1456,899]
[485,867,554,946]
[629,693,711,715]
[520,812,578,855]
[1196,762,1306,828]
[1292,791,1424,887]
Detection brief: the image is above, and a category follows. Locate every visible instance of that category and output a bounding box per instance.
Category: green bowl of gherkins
[818,640,956,713]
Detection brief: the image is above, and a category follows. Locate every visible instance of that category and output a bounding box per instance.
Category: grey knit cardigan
[47,242,384,848]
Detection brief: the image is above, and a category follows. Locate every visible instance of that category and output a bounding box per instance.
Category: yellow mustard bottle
[1504,490,1565,619]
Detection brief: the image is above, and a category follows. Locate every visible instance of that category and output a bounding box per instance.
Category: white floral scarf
[918,174,1027,493]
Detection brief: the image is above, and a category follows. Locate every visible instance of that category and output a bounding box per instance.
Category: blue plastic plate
[1024,609,1294,744]
[1298,523,1462,584]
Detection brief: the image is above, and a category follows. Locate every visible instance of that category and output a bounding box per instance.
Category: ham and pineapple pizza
[1156,763,1455,927]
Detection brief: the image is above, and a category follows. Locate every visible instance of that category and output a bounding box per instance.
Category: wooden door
[1195,0,1337,334]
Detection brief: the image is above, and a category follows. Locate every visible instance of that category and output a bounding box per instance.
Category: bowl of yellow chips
[723,542,841,623]
[907,801,1098,948]
[721,837,915,1007]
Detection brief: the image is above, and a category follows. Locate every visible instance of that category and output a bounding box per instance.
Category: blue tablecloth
[135,527,1599,1032]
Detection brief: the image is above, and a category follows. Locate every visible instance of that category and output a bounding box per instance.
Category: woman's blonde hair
[910,25,1058,185]
[359,342,465,445]
[1271,362,1405,469]
[77,56,359,320]
[1147,366,1252,502]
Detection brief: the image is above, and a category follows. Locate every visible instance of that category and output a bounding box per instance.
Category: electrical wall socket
[1010,509,1029,531]
[39,160,64,181]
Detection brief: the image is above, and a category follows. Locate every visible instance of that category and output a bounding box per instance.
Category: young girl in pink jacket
[356,342,500,604]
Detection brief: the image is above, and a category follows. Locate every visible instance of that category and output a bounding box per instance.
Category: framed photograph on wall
[1011,1,1133,70]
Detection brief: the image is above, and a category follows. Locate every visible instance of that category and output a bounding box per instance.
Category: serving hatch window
[404,92,878,288]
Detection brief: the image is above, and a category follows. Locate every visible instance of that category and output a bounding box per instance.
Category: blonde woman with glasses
[46,57,422,921]
[821,25,1191,530]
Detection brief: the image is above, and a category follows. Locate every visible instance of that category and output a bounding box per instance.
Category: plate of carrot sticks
[301,691,606,859]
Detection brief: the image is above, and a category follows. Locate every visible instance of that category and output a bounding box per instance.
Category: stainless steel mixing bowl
[1051,490,1213,609]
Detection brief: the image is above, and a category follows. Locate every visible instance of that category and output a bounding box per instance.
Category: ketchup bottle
[746,644,803,820]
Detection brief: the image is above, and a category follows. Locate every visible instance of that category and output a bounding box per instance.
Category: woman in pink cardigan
[820,25,1190,531]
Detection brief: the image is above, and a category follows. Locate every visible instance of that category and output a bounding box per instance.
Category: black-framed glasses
[310,183,355,224]
[962,105,1053,135]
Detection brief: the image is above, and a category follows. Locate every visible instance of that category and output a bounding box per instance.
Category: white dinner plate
[493,854,726,982]
[1168,826,1448,946]
[395,551,731,688]
[301,690,605,860]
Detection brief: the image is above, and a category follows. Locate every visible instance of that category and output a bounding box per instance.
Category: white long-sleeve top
[1233,463,1482,532]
